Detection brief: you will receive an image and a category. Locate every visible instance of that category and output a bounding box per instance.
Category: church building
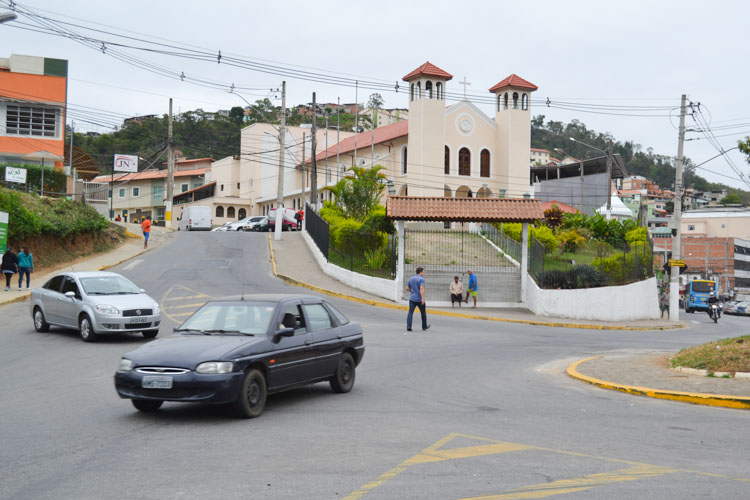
[246,61,538,216]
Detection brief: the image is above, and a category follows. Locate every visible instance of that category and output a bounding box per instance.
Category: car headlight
[118,358,134,371]
[196,361,234,374]
[152,302,161,314]
[96,304,120,315]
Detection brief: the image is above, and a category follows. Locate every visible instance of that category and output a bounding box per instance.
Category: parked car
[31,271,161,342]
[250,217,269,232]
[211,222,234,232]
[723,302,737,315]
[735,302,750,316]
[242,216,268,232]
[176,205,212,231]
[114,294,364,418]
[268,216,296,232]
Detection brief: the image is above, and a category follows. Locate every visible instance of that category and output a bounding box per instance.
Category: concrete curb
[267,234,681,331]
[566,357,750,410]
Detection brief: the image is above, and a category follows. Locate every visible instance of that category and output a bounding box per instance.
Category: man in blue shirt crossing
[465,269,478,308]
[405,267,430,331]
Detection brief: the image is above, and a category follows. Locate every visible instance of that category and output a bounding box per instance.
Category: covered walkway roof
[386,196,543,223]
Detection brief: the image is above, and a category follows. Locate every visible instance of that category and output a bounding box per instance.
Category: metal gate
[403,222,521,303]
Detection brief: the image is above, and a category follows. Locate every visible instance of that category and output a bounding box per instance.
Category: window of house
[220,184,224,191]
[480,149,490,178]
[459,148,471,176]
[444,146,450,175]
[181,183,189,193]
[227,206,235,218]
[6,104,59,137]
[132,187,140,198]
[216,206,224,217]
[152,185,164,200]
[402,146,408,174]
[118,188,126,198]
[688,225,695,231]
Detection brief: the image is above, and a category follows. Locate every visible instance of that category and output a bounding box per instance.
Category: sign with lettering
[0,211,8,253]
[668,259,686,267]
[4,167,27,184]
[113,154,138,173]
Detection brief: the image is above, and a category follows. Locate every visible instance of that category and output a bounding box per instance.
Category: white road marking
[122,259,143,271]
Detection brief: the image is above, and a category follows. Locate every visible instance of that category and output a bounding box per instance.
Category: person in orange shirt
[141,216,152,249]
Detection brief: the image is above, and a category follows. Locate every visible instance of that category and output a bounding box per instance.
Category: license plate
[129,317,149,324]
[142,375,173,389]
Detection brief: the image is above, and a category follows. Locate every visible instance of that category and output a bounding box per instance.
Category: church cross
[459,76,471,99]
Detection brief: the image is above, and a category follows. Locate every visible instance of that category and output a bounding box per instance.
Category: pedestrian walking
[2,248,18,291]
[294,210,302,230]
[17,246,34,290]
[465,269,478,308]
[405,267,430,331]
[449,275,463,308]
[141,216,152,249]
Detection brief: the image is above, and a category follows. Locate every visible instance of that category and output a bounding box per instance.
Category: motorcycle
[710,304,720,323]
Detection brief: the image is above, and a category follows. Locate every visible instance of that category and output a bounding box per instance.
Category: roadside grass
[670,336,750,374]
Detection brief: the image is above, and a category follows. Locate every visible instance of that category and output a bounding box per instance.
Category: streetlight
[569,137,614,219]
[0,11,17,23]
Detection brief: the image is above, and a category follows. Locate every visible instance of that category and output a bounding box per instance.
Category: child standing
[17,246,34,290]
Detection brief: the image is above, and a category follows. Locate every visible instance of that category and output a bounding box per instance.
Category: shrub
[557,229,587,253]
[491,222,557,251]
[539,265,608,289]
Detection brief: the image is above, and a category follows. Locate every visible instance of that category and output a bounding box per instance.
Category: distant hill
[530,115,749,204]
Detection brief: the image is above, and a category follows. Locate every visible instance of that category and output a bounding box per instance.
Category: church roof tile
[386,196,543,222]
[489,74,538,92]
[402,61,453,81]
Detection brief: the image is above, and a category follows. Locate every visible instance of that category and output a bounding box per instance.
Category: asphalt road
[1,231,748,500]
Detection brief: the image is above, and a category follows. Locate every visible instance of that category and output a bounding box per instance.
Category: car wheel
[33,307,50,332]
[142,329,159,339]
[132,399,163,412]
[330,352,355,393]
[79,314,99,342]
[233,368,267,418]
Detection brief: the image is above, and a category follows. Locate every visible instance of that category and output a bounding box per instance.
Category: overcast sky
[2,0,749,190]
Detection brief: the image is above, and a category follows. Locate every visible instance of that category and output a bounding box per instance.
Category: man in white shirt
[449,275,463,308]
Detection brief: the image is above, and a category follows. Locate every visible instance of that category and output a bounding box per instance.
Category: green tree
[367,93,384,109]
[719,193,741,205]
[229,106,246,125]
[323,165,387,220]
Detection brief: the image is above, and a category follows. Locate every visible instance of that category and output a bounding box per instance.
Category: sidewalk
[270,231,680,331]
[567,352,750,409]
[0,223,173,307]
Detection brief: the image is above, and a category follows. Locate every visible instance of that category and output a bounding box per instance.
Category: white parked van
[177,206,212,231]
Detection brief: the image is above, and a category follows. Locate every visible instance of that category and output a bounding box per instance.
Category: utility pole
[69,121,76,200]
[166,98,174,228]
[669,94,687,321]
[336,97,340,181]
[274,81,286,241]
[605,140,613,219]
[311,92,318,208]
[301,132,306,207]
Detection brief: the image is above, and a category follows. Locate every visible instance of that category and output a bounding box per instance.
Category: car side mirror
[275,327,295,339]
[65,291,76,299]
[139,288,146,293]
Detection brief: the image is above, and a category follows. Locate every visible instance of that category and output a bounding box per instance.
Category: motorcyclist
[707,292,720,319]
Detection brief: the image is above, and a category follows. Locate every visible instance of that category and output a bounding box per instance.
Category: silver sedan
[30,271,161,342]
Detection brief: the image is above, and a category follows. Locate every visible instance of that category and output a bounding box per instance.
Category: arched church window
[503,93,509,110]
[216,206,224,218]
[522,93,528,110]
[410,84,414,102]
[480,149,490,178]
[417,82,422,99]
[227,206,236,218]
[459,147,471,176]
[402,146,408,174]
[497,94,502,112]
[425,80,433,99]
[436,82,443,99]
[326,167,332,184]
[238,208,246,219]
[513,92,519,109]
[445,145,450,175]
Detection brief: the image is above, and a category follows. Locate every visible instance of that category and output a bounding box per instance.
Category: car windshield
[177,302,276,335]
[80,275,142,295]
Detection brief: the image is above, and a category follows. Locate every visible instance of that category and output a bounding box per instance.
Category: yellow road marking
[165,302,207,310]
[167,312,195,318]
[160,284,215,323]
[460,465,678,500]
[163,295,208,301]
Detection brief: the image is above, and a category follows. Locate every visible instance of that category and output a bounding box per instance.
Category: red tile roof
[92,167,207,183]
[305,120,409,164]
[489,74,538,92]
[541,200,579,214]
[402,61,453,82]
[386,196,543,223]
